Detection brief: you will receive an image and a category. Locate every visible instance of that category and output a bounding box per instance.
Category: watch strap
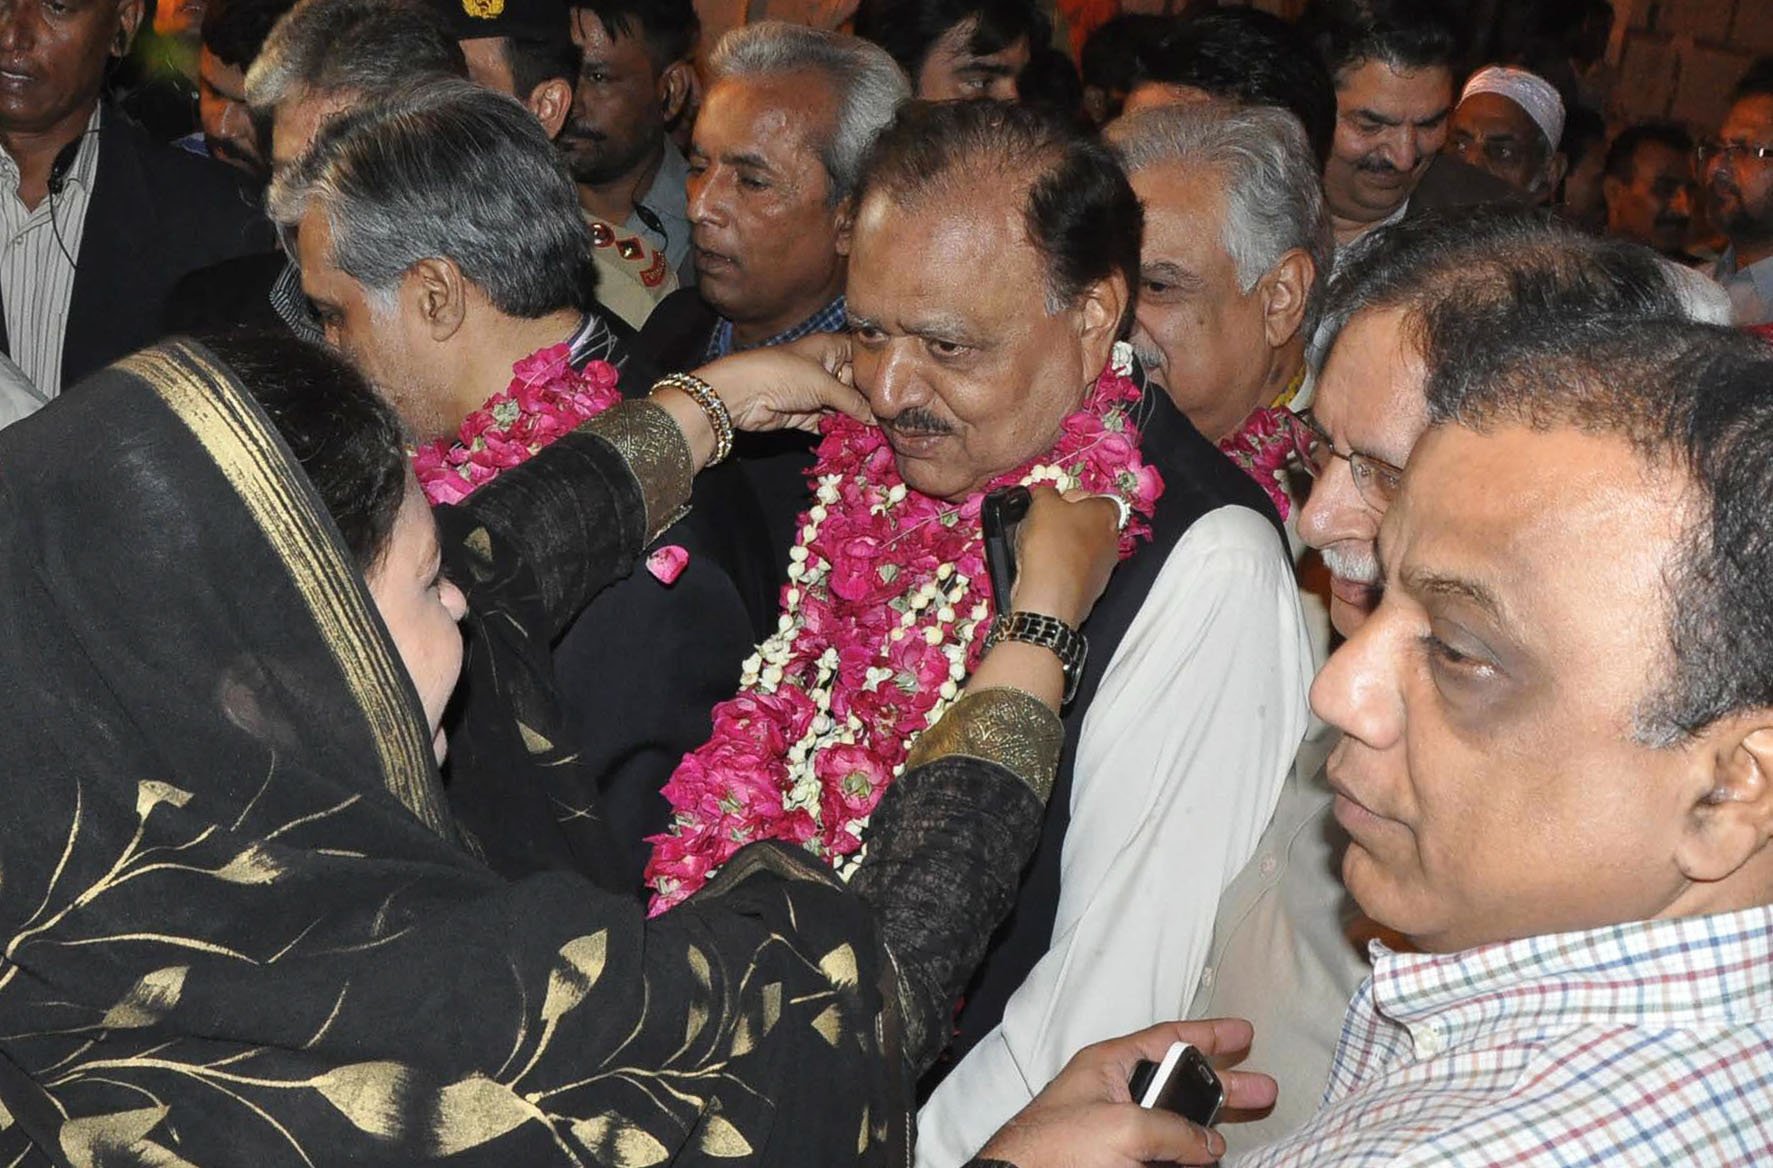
[983,611,1088,706]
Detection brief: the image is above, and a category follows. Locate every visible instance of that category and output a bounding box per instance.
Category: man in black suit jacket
[0,0,268,396]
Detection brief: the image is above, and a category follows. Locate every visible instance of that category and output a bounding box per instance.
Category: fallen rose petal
[646,545,690,585]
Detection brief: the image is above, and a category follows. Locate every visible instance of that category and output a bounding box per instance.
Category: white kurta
[916,504,1312,1166]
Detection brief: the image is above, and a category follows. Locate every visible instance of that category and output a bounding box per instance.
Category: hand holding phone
[1127,1041,1226,1128]
[981,486,1032,614]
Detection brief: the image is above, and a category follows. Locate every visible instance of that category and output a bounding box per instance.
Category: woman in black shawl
[0,335,1117,1165]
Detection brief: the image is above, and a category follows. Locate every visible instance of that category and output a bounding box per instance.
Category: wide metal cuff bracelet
[585,399,694,543]
[905,686,1063,804]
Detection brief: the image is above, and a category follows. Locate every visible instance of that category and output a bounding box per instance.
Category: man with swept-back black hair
[853,0,1048,103]
[1301,0,1522,252]
[891,99,1313,1168]
[559,0,699,285]
[1124,7,1338,166]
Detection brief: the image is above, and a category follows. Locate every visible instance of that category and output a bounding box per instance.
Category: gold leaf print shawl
[0,343,1057,1166]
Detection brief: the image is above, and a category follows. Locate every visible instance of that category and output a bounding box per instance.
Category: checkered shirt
[1233,905,1773,1167]
[704,295,846,362]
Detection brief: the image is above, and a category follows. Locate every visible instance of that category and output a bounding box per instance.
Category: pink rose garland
[412,343,623,506]
[1218,405,1300,520]
[645,348,1163,912]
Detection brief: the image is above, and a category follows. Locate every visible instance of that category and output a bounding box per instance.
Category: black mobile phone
[1127,1041,1225,1128]
[981,486,1032,614]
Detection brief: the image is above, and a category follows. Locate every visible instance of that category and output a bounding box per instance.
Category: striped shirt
[1235,906,1773,1167]
[0,107,102,398]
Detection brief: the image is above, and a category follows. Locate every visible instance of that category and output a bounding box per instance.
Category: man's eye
[928,338,969,358]
[738,175,768,191]
[850,324,885,344]
[1141,279,1173,297]
[1421,634,1471,666]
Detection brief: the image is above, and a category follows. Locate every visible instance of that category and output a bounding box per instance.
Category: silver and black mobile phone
[1127,1041,1225,1128]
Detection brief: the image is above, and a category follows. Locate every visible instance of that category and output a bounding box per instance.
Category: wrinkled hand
[1008,488,1123,630]
[693,332,871,434]
[976,1019,1277,1168]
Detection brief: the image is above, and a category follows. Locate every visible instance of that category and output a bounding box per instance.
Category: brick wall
[1613,0,1772,130]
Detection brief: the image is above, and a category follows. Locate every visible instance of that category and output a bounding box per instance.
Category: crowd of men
[3,0,1773,1162]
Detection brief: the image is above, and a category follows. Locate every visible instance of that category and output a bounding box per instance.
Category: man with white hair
[1106,101,1332,521]
[1445,65,1567,203]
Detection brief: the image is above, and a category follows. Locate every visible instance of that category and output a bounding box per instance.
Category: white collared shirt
[0,106,101,398]
[917,506,1312,1166]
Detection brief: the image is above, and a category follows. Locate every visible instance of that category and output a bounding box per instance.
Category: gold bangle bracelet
[650,372,735,466]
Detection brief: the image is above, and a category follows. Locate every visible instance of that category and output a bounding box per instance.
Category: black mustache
[1356,157,1404,175]
[883,410,953,437]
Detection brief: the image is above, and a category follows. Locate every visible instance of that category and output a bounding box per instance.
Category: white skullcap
[1460,65,1566,153]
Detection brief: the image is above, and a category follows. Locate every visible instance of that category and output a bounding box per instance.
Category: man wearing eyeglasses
[1162,207,1697,1159]
[1705,57,1773,326]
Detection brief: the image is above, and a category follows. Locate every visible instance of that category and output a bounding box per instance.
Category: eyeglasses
[1289,411,1406,509]
[1696,141,1773,165]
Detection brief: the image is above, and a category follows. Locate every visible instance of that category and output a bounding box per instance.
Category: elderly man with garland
[639,100,1312,1168]
[267,77,779,890]
[1107,102,1332,526]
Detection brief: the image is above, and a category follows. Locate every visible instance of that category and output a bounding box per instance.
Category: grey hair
[1109,102,1333,333]
[266,77,593,319]
[245,0,466,119]
[707,21,910,205]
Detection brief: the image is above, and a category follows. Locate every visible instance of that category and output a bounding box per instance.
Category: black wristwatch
[983,610,1089,706]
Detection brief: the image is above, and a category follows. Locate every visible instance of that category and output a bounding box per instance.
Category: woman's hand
[975,1019,1278,1168]
[695,333,873,434]
[1009,487,1122,629]
[966,487,1124,711]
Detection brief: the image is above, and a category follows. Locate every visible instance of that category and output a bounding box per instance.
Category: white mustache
[1321,543,1381,586]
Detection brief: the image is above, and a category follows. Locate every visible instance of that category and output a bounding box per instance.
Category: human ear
[1600,174,1624,210]
[1073,272,1130,372]
[1677,720,1773,883]
[527,78,574,141]
[832,195,855,258]
[409,258,468,343]
[1259,249,1314,349]
[114,0,144,56]
[659,59,695,125]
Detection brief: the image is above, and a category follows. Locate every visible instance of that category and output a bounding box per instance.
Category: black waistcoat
[930,379,1285,1085]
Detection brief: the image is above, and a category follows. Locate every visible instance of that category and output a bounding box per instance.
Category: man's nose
[1389,129,1424,173]
[1309,605,1405,749]
[1669,185,1694,217]
[687,169,724,227]
[865,342,927,417]
[1297,457,1378,553]
[0,2,39,51]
